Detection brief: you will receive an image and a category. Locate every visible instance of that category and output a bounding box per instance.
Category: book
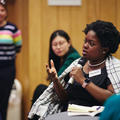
[67,104,104,117]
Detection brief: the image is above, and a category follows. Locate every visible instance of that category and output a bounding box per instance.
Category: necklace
[88,59,106,67]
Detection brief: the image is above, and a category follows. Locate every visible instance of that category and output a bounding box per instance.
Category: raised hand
[46,60,68,101]
[46,59,58,82]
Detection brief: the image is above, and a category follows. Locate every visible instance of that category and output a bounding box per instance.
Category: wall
[7,0,120,120]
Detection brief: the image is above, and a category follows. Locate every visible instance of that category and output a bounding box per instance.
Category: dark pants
[31,84,47,106]
[29,84,47,120]
[0,63,15,120]
[0,112,2,120]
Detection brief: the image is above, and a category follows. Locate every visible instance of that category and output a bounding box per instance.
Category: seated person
[100,94,120,120]
[28,20,120,120]
[31,30,80,105]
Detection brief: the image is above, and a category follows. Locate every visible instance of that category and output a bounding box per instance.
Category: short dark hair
[84,20,120,55]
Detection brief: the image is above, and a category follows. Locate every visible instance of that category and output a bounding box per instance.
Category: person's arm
[46,60,68,101]
[13,26,22,53]
[70,67,114,103]
[84,82,114,103]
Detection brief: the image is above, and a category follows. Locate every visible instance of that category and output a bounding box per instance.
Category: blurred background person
[100,94,120,120]
[0,1,22,120]
[31,29,81,105]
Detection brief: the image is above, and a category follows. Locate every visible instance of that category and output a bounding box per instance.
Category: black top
[64,58,111,110]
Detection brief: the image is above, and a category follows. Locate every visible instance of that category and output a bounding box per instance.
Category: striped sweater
[0,22,22,62]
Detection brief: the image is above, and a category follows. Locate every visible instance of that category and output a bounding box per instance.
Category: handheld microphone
[59,57,86,89]
[68,57,86,85]
[68,64,82,84]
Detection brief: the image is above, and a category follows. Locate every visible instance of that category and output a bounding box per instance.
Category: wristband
[82,78,91,88]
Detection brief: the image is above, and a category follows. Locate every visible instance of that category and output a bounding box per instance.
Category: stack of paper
[67,104,104,117]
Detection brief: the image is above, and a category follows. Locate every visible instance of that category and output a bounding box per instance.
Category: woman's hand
[70,65,114,103]
[70,67,85,85]
[46,59,68,101]
[46,59,58,82]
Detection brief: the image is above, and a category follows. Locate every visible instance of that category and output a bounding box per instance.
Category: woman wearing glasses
[31,30,81,106]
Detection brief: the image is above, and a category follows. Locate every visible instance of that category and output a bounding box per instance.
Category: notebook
[67,104,104,117]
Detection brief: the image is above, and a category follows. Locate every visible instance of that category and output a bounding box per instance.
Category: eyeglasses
[52,41,67,48]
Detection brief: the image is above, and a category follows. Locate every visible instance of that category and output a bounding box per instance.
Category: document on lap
[67,104,104,117]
